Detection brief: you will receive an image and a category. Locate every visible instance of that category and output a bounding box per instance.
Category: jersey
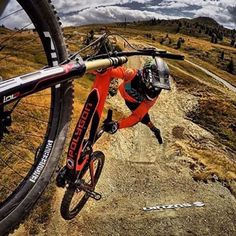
[95,66,158,129]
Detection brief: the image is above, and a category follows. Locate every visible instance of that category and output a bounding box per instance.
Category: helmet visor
[143,64,171,90]
[153,69,171,90]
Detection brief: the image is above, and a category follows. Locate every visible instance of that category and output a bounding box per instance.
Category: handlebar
[86,50,184,61]
[0,47,183,106]
[85,57,128,72]
[83,49,184,73]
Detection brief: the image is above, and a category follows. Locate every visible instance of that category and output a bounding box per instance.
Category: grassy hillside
[64,18,236,84]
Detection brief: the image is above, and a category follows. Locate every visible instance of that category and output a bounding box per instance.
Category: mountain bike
[56,47,185,220]
[0,1,184,234]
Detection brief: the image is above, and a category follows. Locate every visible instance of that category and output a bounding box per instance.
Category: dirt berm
[14,56,236,236]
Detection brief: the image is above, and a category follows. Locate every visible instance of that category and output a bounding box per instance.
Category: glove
[103,121,119,134]
[151,127,163,144]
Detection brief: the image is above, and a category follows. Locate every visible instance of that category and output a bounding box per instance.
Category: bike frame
[0,56,127,106]
[66,71,112,173]
[0,55,127,141]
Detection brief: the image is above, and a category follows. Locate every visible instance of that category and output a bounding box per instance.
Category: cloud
[1,1,31,29]
[60,6,180,26]
[148,2,190,9]
[228,5,236,25]
[54,0,153,14]
[184,3,235,28]
[148,0,236,28]
[1,0,235,29]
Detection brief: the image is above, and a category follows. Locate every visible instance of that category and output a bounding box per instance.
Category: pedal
[85,189,102,201]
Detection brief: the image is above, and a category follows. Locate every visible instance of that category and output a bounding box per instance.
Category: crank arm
[85,189,102,201]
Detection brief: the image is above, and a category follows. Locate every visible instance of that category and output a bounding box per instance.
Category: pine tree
[177,38,182,49]
[220,51,224,60]
[227,58,234,74]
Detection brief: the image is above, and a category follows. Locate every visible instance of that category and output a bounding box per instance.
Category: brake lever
[103,109,113,123]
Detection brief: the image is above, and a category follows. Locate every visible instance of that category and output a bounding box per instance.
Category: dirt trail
[185,59,236,92]
[15,54,236,236]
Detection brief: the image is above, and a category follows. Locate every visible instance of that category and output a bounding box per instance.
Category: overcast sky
[2,0,236,29]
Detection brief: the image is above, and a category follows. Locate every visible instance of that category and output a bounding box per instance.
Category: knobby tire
[0,0,73,234]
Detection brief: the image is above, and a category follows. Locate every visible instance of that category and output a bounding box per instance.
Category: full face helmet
[142,57,170,100]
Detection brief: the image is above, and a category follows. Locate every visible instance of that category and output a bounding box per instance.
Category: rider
[98,57,171,144]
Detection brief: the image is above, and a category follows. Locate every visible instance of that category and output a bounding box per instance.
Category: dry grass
[76,24,236,87]
[177,140,236,181]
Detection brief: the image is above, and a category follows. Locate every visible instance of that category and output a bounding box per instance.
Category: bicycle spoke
[10,131,44,139]
[0,157,25,179]
[0,37,38,62]
[0,143,33,166]
[15,110,49,123]
[2,140,37,153]
[0,8,23,21]
[19,101,50,109]
[0,22,32,46]
[26,94,51,99]
[0,183,16,194]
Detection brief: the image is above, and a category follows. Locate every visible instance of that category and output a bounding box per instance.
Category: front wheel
[0,0,72,234]
[60,151,105,220]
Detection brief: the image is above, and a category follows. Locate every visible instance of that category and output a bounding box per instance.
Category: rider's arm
[109,66,137,81]
[118,99,157,129]
[90,66,136,81]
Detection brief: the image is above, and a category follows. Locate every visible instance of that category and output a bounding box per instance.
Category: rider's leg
[140,114,163,144]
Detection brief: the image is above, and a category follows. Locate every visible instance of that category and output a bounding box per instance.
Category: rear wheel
[0,0,73,234]
[61,151,105,220]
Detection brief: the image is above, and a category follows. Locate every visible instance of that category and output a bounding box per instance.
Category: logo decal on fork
[43,32,58,66]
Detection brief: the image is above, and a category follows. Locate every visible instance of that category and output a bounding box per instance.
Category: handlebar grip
[155,53,184,60]
[85,56,128,72]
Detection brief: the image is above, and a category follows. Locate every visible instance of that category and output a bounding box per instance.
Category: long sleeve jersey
[92,66,158,129]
